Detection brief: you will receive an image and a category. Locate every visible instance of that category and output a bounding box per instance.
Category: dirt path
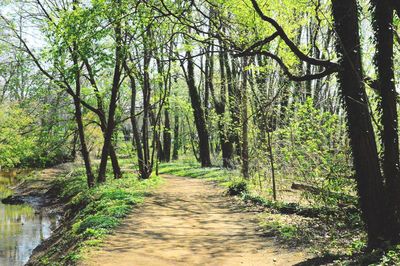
[82,175,308,266]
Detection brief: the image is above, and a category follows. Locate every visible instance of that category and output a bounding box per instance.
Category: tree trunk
[71,2,95,187]
[163,108,172,162]
[150,110,165,162]
[98,115,121,179]
[98,10,123,183]
[140,36,152,179]
[172,114,179,160]
[216,46,234,168]
[371,0,400,242]
[241,58,249,179]
[131,79,146,179]
[267,130,276,201]
[109,146,122,179]
[184,51,212,167]
[82,57,122,179]
[331,0,386,249]
[224,52,241,157]
[73,97,95,188]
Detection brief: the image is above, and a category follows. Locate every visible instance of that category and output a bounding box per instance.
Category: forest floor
[81,174,309,266]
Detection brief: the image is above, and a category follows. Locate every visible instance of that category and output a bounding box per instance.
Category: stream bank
[0,164,73,266]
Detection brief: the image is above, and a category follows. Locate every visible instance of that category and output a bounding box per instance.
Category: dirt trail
[82,175,308,266]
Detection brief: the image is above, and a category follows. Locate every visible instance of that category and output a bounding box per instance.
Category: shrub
[227,179,248,196]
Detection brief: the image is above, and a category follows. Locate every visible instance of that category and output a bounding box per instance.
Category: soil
[1,163,73,211]
[82,175,309,266]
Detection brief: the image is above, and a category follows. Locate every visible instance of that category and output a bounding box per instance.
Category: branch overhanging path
[233,0,339,82]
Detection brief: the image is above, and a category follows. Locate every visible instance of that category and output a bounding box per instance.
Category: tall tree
[97,0,124,183]
[370,0,400,242]
[331,0,387,248]
[181,50,212,167]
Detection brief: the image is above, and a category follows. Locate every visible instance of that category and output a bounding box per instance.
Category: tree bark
[128,69,146,179]
[224,52,241,157]
[371,0,400,242]
[150,110,165,162]
[82,57,122,179]
[241,58,249,179]
[71,0,94,188]
[331,0,386,249]
[172,114,179,160]
[183,51,212,167]
[98,5,123,183]
[215,46,234,168]
[163,108,172,162]
[140,35,152,179]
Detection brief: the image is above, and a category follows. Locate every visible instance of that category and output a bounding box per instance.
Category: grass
[158,160,241,187]
[35,165,162,265]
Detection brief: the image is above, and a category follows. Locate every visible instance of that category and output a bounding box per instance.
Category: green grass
[158,160,241,186]
[37,166,162,265]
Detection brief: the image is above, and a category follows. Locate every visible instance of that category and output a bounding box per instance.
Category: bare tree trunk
[98,7,123,183]
[71,0,94,188]
[163,108,172,162]
[172,114,179,160]
[224,52,240,157]
[241,58,249,179]
[332,0,386,249]
[267,130,276,201]
[150,110,165,162]
[141,37,152,179]
[123,59,148,179]
[215,46,234,168]
[371,0,400,242]
[183,51,212,167]
[82,58,122,179]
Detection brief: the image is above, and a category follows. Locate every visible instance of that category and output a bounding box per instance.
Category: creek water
[0,170,58,266]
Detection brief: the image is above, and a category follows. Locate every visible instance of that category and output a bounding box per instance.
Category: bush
[227,180,248,196]
[275,98,354,205]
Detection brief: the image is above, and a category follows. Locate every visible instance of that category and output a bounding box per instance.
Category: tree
[181,49,212,167]
[370,0,400,243]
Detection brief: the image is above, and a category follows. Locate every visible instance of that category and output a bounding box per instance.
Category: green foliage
[0,104,36,168]
[378,247,400,266]
[275,98,354,205]
[78,215,119,235]
[260,219,299,241]
[227,179,248,196]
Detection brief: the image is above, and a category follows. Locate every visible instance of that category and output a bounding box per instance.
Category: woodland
[1,0,400,265]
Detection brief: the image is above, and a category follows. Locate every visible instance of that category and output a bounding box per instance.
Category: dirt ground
[81,175,309,266]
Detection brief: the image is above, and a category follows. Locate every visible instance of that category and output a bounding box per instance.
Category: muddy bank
[2,163,72,211]
[0,163,73,265]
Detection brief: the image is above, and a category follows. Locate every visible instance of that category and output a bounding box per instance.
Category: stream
[0,170,58,266]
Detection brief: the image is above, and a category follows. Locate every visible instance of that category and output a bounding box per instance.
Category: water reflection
[0,171,58,266]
